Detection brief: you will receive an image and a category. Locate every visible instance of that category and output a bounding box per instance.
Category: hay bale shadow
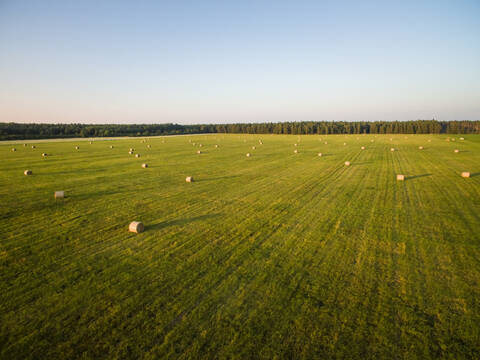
[470,172,480,178]
[149,213,220,230]
[406,174,432,180]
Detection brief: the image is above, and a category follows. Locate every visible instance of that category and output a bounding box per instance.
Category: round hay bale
[24,170,32,176]
[461,172,470,178]
[186,176,193,182]
[246,153,251,157]
[129,221,144,233]
[199,144,203,147]
[197,150,202,154]
[361,146,365,150]
[318,153,322,157]
[418,146,424,150]
[142,163,148,168]
[324,141,328,145]
[11,148,16,152]
[294,149,298,154]
[396,174,405,181]
[23,144,27,147]
[192,142,196,146]
[390,148,395,152]
[147,145,151,148]
[460,137,465,140]
[454,149,459,153]
[343,142,347,146]
[259,140,263,144]
[54,191,64,199]
[129,148,134,152]
[252,146,256,150]
[135,154,140,158]
[345,161,351,166]
[110,145,114,149]
[75,146,79,150]
[215,144,219,148]
[128,151,133,155]
[42,153,47,157]
[89,141,93,144]
[294,143,298,147]
[31,145,36,149]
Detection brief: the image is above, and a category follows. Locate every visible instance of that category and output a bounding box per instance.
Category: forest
[0,120,479,140]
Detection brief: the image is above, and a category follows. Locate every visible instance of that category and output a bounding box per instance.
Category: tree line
[0,120,478,140]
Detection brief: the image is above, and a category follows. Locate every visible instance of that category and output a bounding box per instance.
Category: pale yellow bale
[11,148,16,152]
[454,149,459,153]
[129,221,144,233]
[345,161,351,166]
[75,146,79,150]
[396,174,405,181]
[252,146,256,150]
[461,172,470,178]
[418,146,424,150]
[318,153,322,157]
[142,163,148,168]
[135,154,140,158]
[31,145,36,149]
[197,150,202,154]
[24,170,32,176]
[186,176,193,182]
[42,153,47,157]
[390,148,395,152]
[294,149,298,153]
[361,146,365,150]
[246,153,251,157]
[54,191,64,199]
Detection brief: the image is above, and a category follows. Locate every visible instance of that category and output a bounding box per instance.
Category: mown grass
[1,134,479,359]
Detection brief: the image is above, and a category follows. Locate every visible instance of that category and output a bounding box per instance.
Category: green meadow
[1,134,479,359]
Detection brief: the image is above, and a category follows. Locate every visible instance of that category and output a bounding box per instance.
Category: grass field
[1,134,479,359]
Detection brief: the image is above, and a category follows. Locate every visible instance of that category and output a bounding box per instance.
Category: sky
[0,0,479,124]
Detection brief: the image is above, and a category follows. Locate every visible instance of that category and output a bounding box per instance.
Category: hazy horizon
[1,0,479,124]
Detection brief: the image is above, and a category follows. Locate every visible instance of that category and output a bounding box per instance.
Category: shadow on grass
[406,174,432,180]
[195,175,241,182]
[352,161,372,166]
[148,213,220,230]
[470,172,480,178]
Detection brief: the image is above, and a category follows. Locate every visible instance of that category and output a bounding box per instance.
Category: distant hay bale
[461,172,470,178]
[147,145,151,148]
[361,146,365,150]
[23,144,27,147]
[129,221,144,233]
[75,146,79,150]
[31,145,36,149]
[42,153,47,157]
[396,174,405,181]
[246,153,251,157]
[452,138,456,141]
[252,146,256,150]
[129,148,134,151]
[418,146,424,150]
[215,144,219,148]
[318,153,322,157]
[110,145,114,149]
[390,148,395,152]
[259,140,263,144]
[345,161,351,166]
[135,154,140,158]
[197,150,202,154]
[186,176,193,182]
[11,148,16,152]
[24,170,32,176]
[128,151,133,155]
[343,142,347,145]
[142,163,148,168]
[199,144,203,147]
[294,143,298,146]
[54,191,64,199]
[460,137,465,140]
[294,149,298,153]
[89,141,93,144]
[192,142,196,146]
[324,141,328,144]
[454,149,459,153]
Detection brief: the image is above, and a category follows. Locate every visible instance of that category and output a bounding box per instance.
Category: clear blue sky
[0,0,479,124]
